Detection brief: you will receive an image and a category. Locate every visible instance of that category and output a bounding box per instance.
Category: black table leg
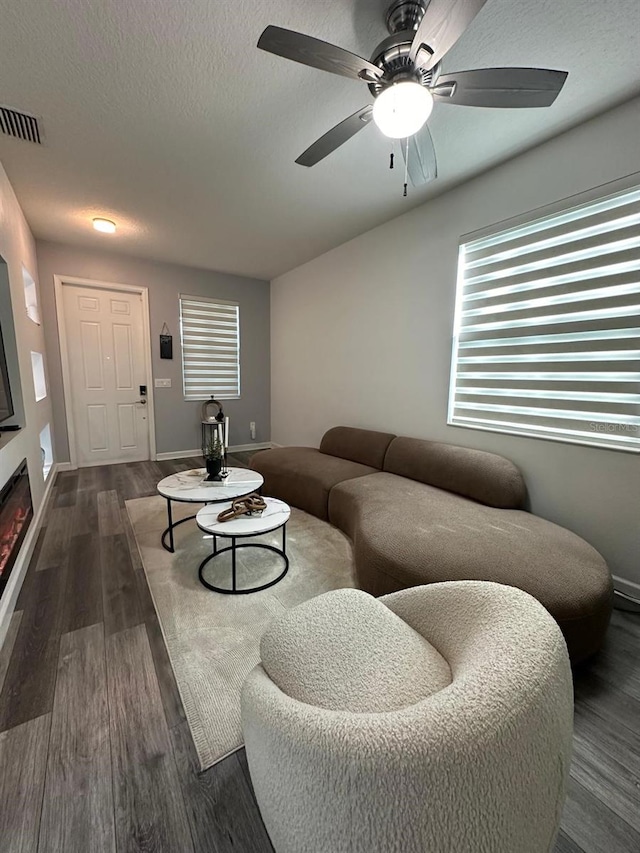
[161,498,198,553]
[197,522,289,595]
[167,499,174,552]
[232,537,237,592]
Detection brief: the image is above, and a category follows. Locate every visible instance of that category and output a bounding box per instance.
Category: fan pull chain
[403,138,409,197]
[389,151,394,169]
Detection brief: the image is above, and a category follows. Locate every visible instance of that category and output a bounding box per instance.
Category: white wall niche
[23,265,40,325]
[40,422,53,479]
[30,350,47,401]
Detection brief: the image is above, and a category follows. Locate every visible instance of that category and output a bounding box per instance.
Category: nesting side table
[195,497,291,594]
[156,467,264,552]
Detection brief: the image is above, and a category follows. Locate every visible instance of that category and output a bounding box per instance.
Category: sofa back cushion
[320,426,395,470]
[383,436,526,509]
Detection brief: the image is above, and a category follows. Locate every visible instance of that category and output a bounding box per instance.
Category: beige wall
[0,160,54,645]
[271,96,640,595]
[36,241,271,461]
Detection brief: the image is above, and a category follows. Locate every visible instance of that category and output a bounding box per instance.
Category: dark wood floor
[0,458,638,852]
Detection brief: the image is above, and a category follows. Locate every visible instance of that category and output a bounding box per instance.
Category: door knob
[139,399,147,405]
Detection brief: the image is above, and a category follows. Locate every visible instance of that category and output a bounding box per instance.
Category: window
[448,184,640,452]
[179,295,240,400]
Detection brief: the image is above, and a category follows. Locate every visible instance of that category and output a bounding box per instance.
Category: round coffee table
[195,497,291,595]
[157,467,264,553]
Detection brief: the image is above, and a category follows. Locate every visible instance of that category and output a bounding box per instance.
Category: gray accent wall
[270,96,640,596]
[36,241,270,460]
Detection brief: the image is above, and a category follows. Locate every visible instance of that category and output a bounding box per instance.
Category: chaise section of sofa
[250,426,395,520]
[253,427,613,663]
[329,472,612,663]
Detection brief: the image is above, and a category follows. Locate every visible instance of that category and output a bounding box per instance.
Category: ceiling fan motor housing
[369,1,440,96]
[368,32,439,95]
[386,0,429,34]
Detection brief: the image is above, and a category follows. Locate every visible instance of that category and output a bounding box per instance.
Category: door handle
[139,399,147,405]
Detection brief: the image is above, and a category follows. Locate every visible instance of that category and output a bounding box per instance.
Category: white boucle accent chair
[241,582,573,853]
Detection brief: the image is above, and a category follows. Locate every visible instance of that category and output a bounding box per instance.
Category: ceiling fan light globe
[372,82,434,139]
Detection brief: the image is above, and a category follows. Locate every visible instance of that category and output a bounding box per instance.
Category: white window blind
[448,185,640,452]
[179,295,240,400]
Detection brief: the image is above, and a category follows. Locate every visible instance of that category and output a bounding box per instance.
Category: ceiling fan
[257,0,568,188]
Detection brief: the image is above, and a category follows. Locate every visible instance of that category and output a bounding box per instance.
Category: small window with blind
[179,295,240,400]
[448,184,640,452]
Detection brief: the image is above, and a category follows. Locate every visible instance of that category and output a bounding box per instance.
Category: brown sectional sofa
[251,426,613,664]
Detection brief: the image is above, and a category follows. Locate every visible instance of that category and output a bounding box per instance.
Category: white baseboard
[55,447,273,466]
[156,443,272,461]
[614,590,640,612]
[612,574,640,603]
[0,462,58,652]
[155,448,201,461]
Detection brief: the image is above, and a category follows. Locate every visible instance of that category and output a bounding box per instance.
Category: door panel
[63,284,150,466]
[117,404,137,449]
[78,295,99,311]
[81,322,104,389]
[110,298,130,315]
[87,405,108,451]
[113,324,133,390]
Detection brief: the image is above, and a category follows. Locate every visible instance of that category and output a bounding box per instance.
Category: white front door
[62,283,150,467]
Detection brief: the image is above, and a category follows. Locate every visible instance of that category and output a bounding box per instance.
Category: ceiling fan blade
[258,26,383,82]
[296,107,373,167]
[402,124,438,187]
[432,68,568,107]
[409,0,488,68]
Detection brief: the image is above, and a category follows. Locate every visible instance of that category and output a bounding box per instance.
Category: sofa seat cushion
[250,447,378,520]
[329,473,612,663]
[259,588,452,712]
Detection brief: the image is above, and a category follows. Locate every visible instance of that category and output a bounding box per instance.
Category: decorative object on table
[201,397,229,478]
[203,433,224,481]
[202,396,225,423]
[217,493,266,522]
[159,322,173,359]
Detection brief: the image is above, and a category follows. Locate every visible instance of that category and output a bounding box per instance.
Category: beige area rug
[126,495,355,771]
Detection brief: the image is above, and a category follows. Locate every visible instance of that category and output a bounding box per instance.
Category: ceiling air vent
[0,106,42,144]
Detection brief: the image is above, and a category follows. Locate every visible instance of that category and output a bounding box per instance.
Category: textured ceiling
[0,0,639,280]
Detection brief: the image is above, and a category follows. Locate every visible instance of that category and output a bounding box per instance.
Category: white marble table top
[196,497,290,537]
[157,467,264,503]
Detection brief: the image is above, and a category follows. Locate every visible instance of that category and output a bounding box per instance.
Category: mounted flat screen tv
[0,321,15,424]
